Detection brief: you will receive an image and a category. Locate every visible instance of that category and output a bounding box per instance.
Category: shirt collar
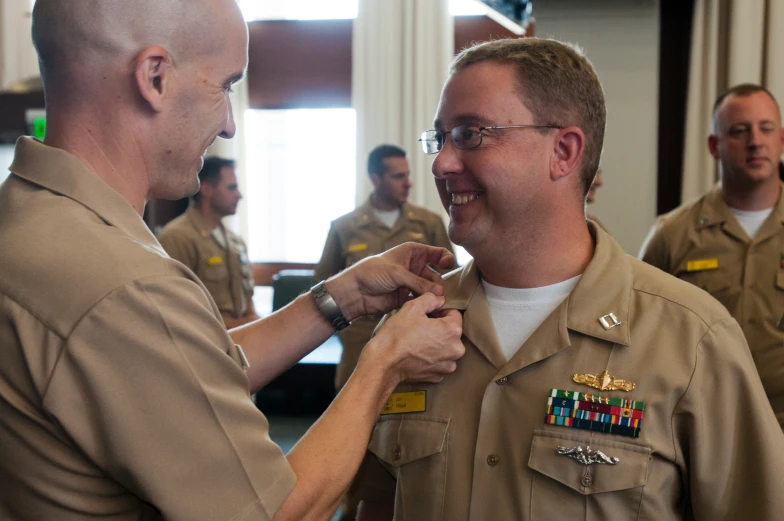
[9,137,161,251]
[440,223,633,349]
[697,182,784,227]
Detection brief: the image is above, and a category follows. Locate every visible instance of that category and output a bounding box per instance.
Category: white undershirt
[372,208,401,229]
[211,226,228,249]
[730,207,773,240]
[482,275,581,361]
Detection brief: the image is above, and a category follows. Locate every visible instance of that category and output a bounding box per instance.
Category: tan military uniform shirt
[158,206,254,320]
[315,198,453,389]
[357,224,784,521]
[640,184,784,427]
[0,138,295,521]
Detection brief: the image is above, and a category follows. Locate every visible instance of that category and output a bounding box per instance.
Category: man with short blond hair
[0,1,465,520]
[357,38,784,521]
[641,83,784,428]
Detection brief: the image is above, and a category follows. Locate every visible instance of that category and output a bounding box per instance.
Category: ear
[550,126,585,182]
[199,180,214,201]
[707,134,720,160]
[134,46,174,112]
[369,173,383,190]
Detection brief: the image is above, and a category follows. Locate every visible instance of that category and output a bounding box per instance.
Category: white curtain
[206,77,250,240]
[352,0,454,214]
[0,0,39,91]
[681,0,784,202]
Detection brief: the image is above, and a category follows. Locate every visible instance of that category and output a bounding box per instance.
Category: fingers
[392,265,445,298]
[401,291,445,316]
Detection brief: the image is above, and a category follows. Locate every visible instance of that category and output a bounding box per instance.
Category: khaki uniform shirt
[0,138,295,521]
[315,199,453,389]
[158,206,254,320]
[357,224,784,521]
[640,184,784,427]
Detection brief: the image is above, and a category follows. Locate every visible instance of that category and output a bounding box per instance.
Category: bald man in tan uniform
[316,144,453,390]
[357,39,784,521]
[0,1,465,520]
[159,157,258,328]
[641,84,784,428]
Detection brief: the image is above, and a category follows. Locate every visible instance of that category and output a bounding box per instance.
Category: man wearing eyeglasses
[355,38,784,521]
[640,84,784,429]
[316,144,454,391]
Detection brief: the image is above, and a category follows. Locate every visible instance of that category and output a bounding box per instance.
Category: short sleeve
[43,276,296,521]
[674,318,784,520]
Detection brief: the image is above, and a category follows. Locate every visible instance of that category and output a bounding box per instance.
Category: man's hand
[325,243,456,322]
[359,292,464,390]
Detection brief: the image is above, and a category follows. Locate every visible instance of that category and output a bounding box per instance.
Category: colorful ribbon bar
[545,388,645,438]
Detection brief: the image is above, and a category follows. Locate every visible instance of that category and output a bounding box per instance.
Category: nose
[220,99,237,139]
[431,138,463,180]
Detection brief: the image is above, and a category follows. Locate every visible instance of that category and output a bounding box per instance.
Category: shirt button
[496,377,508,385]
[749,317,758,325]
[487,454,499,466]
[393,447,402,461]
[581,473,593,487]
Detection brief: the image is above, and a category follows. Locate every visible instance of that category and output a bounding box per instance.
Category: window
[240,0,486,21]
[244,108,356,263]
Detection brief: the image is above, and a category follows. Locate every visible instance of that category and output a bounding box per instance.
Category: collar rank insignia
[573,370,635,392]
[544,388,645,438]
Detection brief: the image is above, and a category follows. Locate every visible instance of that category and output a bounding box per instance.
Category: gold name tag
[207,256,224,265]
[686,258,718,272]
[409,232,425,240]
[348,243,368,253]
[381,391,426,415]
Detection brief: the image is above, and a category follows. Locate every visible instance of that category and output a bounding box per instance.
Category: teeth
[451,193,480,206]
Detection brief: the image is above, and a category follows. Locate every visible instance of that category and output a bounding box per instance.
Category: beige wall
[535,0,660,254]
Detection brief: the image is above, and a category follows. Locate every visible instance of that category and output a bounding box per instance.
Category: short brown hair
[450,38,606,194]
[712,83,781,133]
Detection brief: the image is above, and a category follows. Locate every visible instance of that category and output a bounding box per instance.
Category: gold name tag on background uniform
[348,243,368,253]
[382,391,426,415]
[207,256,223,265]
[686,258,718,272]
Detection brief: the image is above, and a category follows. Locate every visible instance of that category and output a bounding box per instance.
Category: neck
[471,208,594,289]
[721,174,781,211]
[194,200,224,230]
[370,192,401,212]
[44,107,150,215]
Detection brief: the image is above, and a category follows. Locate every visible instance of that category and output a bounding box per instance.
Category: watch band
[311,281,351,331]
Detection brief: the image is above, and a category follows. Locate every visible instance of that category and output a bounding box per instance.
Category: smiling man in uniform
[356,39,784,521]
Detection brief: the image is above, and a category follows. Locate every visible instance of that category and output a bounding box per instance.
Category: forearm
[229,291,335,392]
[273,355,397,521]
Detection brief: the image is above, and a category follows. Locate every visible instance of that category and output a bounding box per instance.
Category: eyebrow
[433,113,496,130]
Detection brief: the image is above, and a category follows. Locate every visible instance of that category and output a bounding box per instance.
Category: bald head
[32,0,241,95]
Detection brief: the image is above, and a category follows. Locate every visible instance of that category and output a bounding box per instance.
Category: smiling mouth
[451,192,483,206]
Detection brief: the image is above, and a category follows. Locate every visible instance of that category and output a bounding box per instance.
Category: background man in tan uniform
[357,39,784,521]
[640,84,784,428]
[159,156,259,328]
[0,1,466,520]
[316,144,454,390]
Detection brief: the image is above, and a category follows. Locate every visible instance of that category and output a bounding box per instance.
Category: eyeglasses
[419,123,563,155]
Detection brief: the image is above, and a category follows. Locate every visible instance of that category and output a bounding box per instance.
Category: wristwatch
[311,281,351,331]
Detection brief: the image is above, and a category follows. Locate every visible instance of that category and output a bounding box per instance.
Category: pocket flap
[368,416,449,467]
[528,429,650,495]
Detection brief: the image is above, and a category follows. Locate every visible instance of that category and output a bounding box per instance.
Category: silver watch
[311,281,350,331]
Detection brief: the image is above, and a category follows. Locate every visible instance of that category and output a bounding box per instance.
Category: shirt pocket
[675,265,733,309]
[202,261,229,282]
[528,429,651,521]
[368,416,449,521]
